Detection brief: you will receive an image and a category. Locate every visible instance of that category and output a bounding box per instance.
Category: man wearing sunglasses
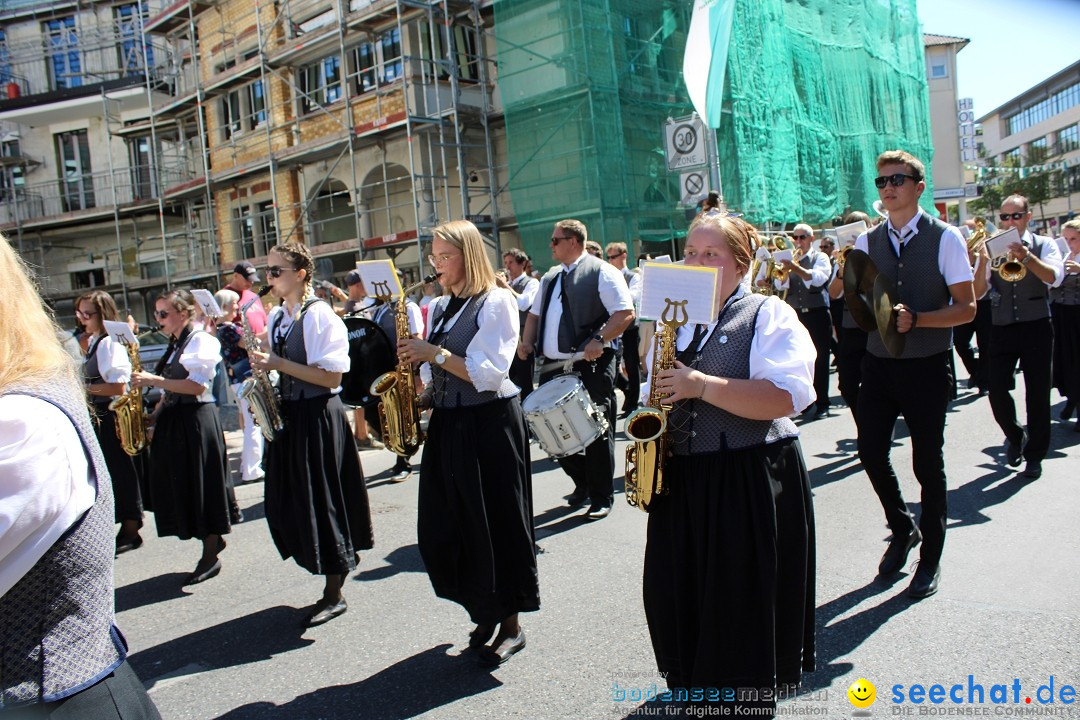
[973,194,1064,481]
[853,150,976,600]
[604,241,643,419]
[780,224,833,420]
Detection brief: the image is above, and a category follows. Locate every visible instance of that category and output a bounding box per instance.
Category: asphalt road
[115,363,1080,719]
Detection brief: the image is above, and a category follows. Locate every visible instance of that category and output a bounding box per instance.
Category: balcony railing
[0,165,162,226]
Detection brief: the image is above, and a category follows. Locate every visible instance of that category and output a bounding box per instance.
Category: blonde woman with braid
[250,242,373,627]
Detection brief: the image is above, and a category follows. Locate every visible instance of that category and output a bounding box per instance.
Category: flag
[683,0,737,129]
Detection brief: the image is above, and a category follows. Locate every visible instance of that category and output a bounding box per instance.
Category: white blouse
[639,288,817,415]
[420,288,520,394]
[171,331,222,388]
[268,301,351,384]
[86,334,132,385]
[0,395,95,598]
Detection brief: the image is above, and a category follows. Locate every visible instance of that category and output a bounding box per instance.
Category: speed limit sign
[664,115,708,171]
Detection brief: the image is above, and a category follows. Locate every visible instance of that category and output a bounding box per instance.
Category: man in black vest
[855,150,976,599]
[828,211,872,418]
[781,223,833,419]
[498,247,540,397]
[605,241,643,418]
[974,194,1064,480]
[519,219,635,520]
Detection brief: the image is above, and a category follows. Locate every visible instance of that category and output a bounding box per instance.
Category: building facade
[923,33,975,225]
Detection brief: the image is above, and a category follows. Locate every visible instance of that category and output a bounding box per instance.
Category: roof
[923,33,970,50]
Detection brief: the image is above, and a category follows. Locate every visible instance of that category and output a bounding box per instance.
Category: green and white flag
[683,0,737,129]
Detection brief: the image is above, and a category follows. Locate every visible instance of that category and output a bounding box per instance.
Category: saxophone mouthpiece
[423,272,441,284]
[258,285,274,298]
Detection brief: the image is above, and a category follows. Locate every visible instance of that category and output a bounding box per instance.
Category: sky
[916,0,1080,119]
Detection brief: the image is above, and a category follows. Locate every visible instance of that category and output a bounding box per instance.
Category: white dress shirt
[639,287,817,415]
[509,273,540,313]
[975,230,1065,287]
[420,288,520,395]
[0,395,95,597]
[529,254,634,360]
[854,211,974,286]
[86,334,132,385]
[268,301,351,393]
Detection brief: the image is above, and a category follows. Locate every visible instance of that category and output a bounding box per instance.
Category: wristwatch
[1020,253,1033,265]
[434,348,451,366]
[592,333,605,344]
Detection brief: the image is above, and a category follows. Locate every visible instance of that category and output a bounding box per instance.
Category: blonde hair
[876,150,926,182]
[0,235,81,394]
[432,219,496,297]
[686,212,755,275]
[1062,218,1080,234]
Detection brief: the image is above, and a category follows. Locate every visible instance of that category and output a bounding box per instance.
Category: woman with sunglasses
[131,289,235,586]
[249,242,372,628]
[396,220,538,667]
[75,290,148,554]
[642,212,816,716]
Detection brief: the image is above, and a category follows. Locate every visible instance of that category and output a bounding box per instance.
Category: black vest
[0,381,126,707]
[668,293,799,454]
[1051,262,1080,306]
[510,273,532,332]
[865,215,953,359]
[163,328,215,405]
[82,334,112,409]
[988,235,1053,325]
[429,292,518,408]
[272,300,330,401]
[536,254,609,356]
[784,250,828,310]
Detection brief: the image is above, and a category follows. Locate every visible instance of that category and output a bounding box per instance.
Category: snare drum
[339,316,395,407]
[521,374,608,457]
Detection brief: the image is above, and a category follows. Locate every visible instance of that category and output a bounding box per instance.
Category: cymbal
[872,273,906,358]
[842,249,878,333]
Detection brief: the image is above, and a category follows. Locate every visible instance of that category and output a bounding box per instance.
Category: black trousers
[539,349,617,504]
[988,317,1054,462]
[857,351,950,569]
[953,298,991,391]
[796,307,832,412]
[829,297,844,358]
[837,326,867,415]
[28,661,161,720]
[615,324,641,412]
[509,352,535,399]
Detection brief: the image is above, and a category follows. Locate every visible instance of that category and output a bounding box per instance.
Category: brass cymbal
[842,249,878,333]
[872,273,906,358]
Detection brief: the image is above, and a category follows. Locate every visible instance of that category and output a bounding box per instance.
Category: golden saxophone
[109,336,148,456]
[239,286,285,441]
[370,273,439,458]
[623,300,685,512]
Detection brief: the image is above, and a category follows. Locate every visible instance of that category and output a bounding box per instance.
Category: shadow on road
[946,462,1031,529]
[354,544,425,582]
[115,573,192,613]
[212,644,501,720]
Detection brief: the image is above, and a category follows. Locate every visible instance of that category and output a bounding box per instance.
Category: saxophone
[623,300,685,512]
[239,286,285,442]
[108,337,148,456]
[370,273,439,458]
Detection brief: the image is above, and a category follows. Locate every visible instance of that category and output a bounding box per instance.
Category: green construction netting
[493,0,935,268]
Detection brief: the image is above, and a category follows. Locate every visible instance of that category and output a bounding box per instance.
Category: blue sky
[916,0,1080,119]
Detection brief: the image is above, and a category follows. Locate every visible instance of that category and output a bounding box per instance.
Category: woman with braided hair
[250,242,373,627]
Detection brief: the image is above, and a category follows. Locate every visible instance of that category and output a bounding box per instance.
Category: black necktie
[677,324,708,365]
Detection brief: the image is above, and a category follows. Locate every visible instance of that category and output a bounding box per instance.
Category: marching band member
[250,242,373,627]
[131,289,235,586]
[782,224,832,419]
[1051,219,1080,430]
[974,194,1064,479]
[212,288,265,484]
[643,212,816,715]
[76,290,147,554]
[828,211,871,417]
[400,219,539,667]
[855,150,975,599]
[497,247,539,397]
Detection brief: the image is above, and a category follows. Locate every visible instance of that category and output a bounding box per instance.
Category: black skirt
[418,397,540,625]
[643,437,816,703]
[264,394,373,576]
[91,403,146,523]
[149,402,233,540]
[1052,304,1080,401]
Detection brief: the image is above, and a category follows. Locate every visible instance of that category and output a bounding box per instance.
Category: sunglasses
[791,233,812,240]
[606,252,625,259]
[75,309,99,318]
[550,235,573,245]
[266,265,293,278]
[999,212,1027,221]
[874,173,918,189]
[154,309,171,320]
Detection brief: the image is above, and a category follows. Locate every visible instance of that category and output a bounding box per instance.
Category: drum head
[521,374,582,414]
[340,316,395,407]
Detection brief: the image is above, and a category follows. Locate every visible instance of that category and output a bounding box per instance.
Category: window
[235,202,276,258]
[1059,124,1079,154]
[234,205,255,258]
[299,55,342,114]
[55,129,94,212]
[72,268,105,289]
[930,63,947,79]
[115,3,153,77]
[128,137,154,199]
[44,16,82,90]
[348,29,405,96]
[1006,79,1080,136]
[1066,165,1080,195]
[0,139,24,200]
[380,29,402,85]
[0,28,11,86]
[248,78,266,127]
[420,23,479,83]
[220,78,266,139]
[353,42,377,94]
[222,89,242,139]
[256,200,276,250]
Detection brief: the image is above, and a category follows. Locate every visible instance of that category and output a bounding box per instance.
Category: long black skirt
[1051,303,1080,401]
[643,438,815,708]
[149,402,233,540]
[418,397,540,625]
[91,403,146,523]
[264,394,373,576]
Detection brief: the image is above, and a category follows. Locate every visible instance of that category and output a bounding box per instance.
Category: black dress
[149,328,235,540]
[264,301,373,576]
[418,291,540,624]
[1051,267,1080,404]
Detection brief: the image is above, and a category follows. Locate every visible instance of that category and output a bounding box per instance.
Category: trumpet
[998,253,1027,282]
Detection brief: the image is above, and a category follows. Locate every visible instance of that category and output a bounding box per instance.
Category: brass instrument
[837,245,855,267]
[239,286,285,442]
[997,252,1028,282]
[371,273,440,458]
[624,299,686,512]
[108,336,148,456]
[967,217,988,253]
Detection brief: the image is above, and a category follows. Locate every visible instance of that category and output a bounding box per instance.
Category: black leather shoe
[468,624,496,651]
[585,503,611,521]
[305,597,348,627]
[565,488,589,507]
[907,563,941,600]
[878,527,921,576]
[479,629,526,667]
[814,405,830,420]
[1005,431,1027,467]
[1022,461,1042,479]
[115,534,143,555]
[184,558,221,586]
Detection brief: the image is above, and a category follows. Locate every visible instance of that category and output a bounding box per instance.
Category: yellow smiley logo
[847,678,876,709]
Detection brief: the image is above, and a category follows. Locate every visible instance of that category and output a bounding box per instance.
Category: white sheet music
[835,220,868,248]
[355,260,404,299]
[639,262,718,326]
[773,249,793,264]
[986,227,1020,260]
[102,319,138,345]
[192,288,223,318]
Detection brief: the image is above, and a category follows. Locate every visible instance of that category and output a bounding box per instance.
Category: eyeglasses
[999,212,1027,221]
[791,234,812,240]
[154,309,171,320]
[75,309,99,318]
[874,173,918,189]
[606,252,625,259]
[550,235,573,245]
[428,253,460,266]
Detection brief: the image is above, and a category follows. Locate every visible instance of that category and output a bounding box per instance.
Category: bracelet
[1020,254,1033,265]
[698,376,709,399]
[908,309,918,329]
